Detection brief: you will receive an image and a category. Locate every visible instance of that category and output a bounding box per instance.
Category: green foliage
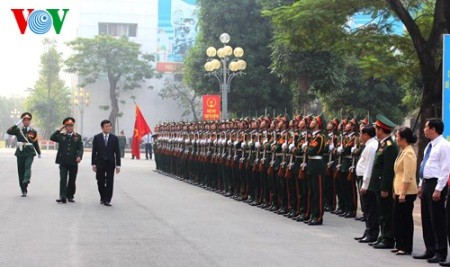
[65,35,160,132]
[25,39,70,139]
[159,70,201,121]
[183,0,292,117]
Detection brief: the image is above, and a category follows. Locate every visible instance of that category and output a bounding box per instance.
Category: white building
[73,0,197,138]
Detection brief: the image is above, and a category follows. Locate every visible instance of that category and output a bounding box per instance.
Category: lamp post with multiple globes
[204,33,246,120]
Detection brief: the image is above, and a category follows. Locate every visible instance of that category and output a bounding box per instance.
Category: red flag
[131,105,151,159]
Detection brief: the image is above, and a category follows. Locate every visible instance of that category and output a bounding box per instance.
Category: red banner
[132,105,152,159]
[202,95,221,121]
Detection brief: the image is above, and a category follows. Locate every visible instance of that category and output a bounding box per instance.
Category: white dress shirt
[418,135,450,191]
[356,137,378,190]
[144,134,153,144]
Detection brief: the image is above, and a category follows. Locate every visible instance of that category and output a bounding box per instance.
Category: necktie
[104,134,108,146]
[419,143,432,179]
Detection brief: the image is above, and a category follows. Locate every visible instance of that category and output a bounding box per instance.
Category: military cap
[314,113,326,129]
[360,115,373,125]
[331,118,340,128]
[21,112,32,120]
[348,118,358,126]
[63,117,76,125]
[373,114,396,131]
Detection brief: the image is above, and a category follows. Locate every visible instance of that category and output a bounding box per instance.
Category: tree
[65,35,160,133]
[25,39,71,139]
[159,70,201,121]
[262,0,449,158]
[184,0,292,117]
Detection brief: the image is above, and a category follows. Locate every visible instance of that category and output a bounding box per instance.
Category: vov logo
[11,9,69,34]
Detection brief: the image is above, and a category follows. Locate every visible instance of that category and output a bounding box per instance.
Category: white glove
[329,143,335,151]
[38,154,42,159]
[301,143,307,150]
[233,141,239,146]
[351,147,356,154]
[16,119,23,126]
[282,143,288,150]
[255,141,261,148]
[289,143,295,150]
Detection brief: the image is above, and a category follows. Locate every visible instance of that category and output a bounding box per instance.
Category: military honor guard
[6,112,41,197]
[50,117,84,204]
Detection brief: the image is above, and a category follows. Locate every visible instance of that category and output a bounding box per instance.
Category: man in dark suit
[91,120,121,206]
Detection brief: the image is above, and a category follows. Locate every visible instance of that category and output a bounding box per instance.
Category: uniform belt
[295,156,302,159]
[245,150,251,153]
[17,142,33,146]
[309,156,323,160]
[344,156,353,159]
[275,153,284,156]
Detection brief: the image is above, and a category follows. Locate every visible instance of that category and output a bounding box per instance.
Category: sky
[0,0,79,97]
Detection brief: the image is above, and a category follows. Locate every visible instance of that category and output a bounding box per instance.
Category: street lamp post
[73,88,90,136]
[10,108,21,121]
[204,33,246,120]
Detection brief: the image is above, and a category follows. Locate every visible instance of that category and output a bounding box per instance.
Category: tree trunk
[297,73,309,114]
[108,74,119,134]
[190,96,199,121]
[417,52,442,165]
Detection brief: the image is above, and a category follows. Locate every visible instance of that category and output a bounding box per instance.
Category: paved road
[0,148,429,266]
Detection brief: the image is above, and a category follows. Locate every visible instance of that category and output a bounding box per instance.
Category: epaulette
[386,140,392,146]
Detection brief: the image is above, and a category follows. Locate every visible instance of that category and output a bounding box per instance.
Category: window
[98,23,138,37]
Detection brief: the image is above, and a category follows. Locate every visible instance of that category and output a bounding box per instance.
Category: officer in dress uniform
[368,114,398,249]
[50,117,84,203]
[7,112,42,197]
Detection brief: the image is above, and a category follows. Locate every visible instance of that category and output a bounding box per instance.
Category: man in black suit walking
[91,120,121,206]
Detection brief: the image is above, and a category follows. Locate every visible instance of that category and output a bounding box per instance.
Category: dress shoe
[354,235,366,241]
[277,208,288,215]
[324,206,332,212]
[368,240,381,246]
[359,237,377,243]
[354,216,363,221]
[269,205,279,212]
[331,209,343,214]
[395,251,411,255]
[428,255,446,263]
[391,249,399,253]
[68,198,75,203]
[21,192,27,197]
[100,200,105,205]
[308,219,322,226]
[344,212,356,218]
[56,199,67,204]
[439,261,450,266]
[297,215,309,222]
[373,242,394,249]
[103,202,112,206]
[413,252,434,260]
[303,218,313,224]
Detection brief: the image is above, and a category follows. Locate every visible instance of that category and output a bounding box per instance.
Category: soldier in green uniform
[118,130,127,158]
[7,112,42,197]
[50,117,84,203]
[369,114,398,249]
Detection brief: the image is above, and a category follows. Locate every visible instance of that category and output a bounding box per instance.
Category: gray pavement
[0,148,429,266]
